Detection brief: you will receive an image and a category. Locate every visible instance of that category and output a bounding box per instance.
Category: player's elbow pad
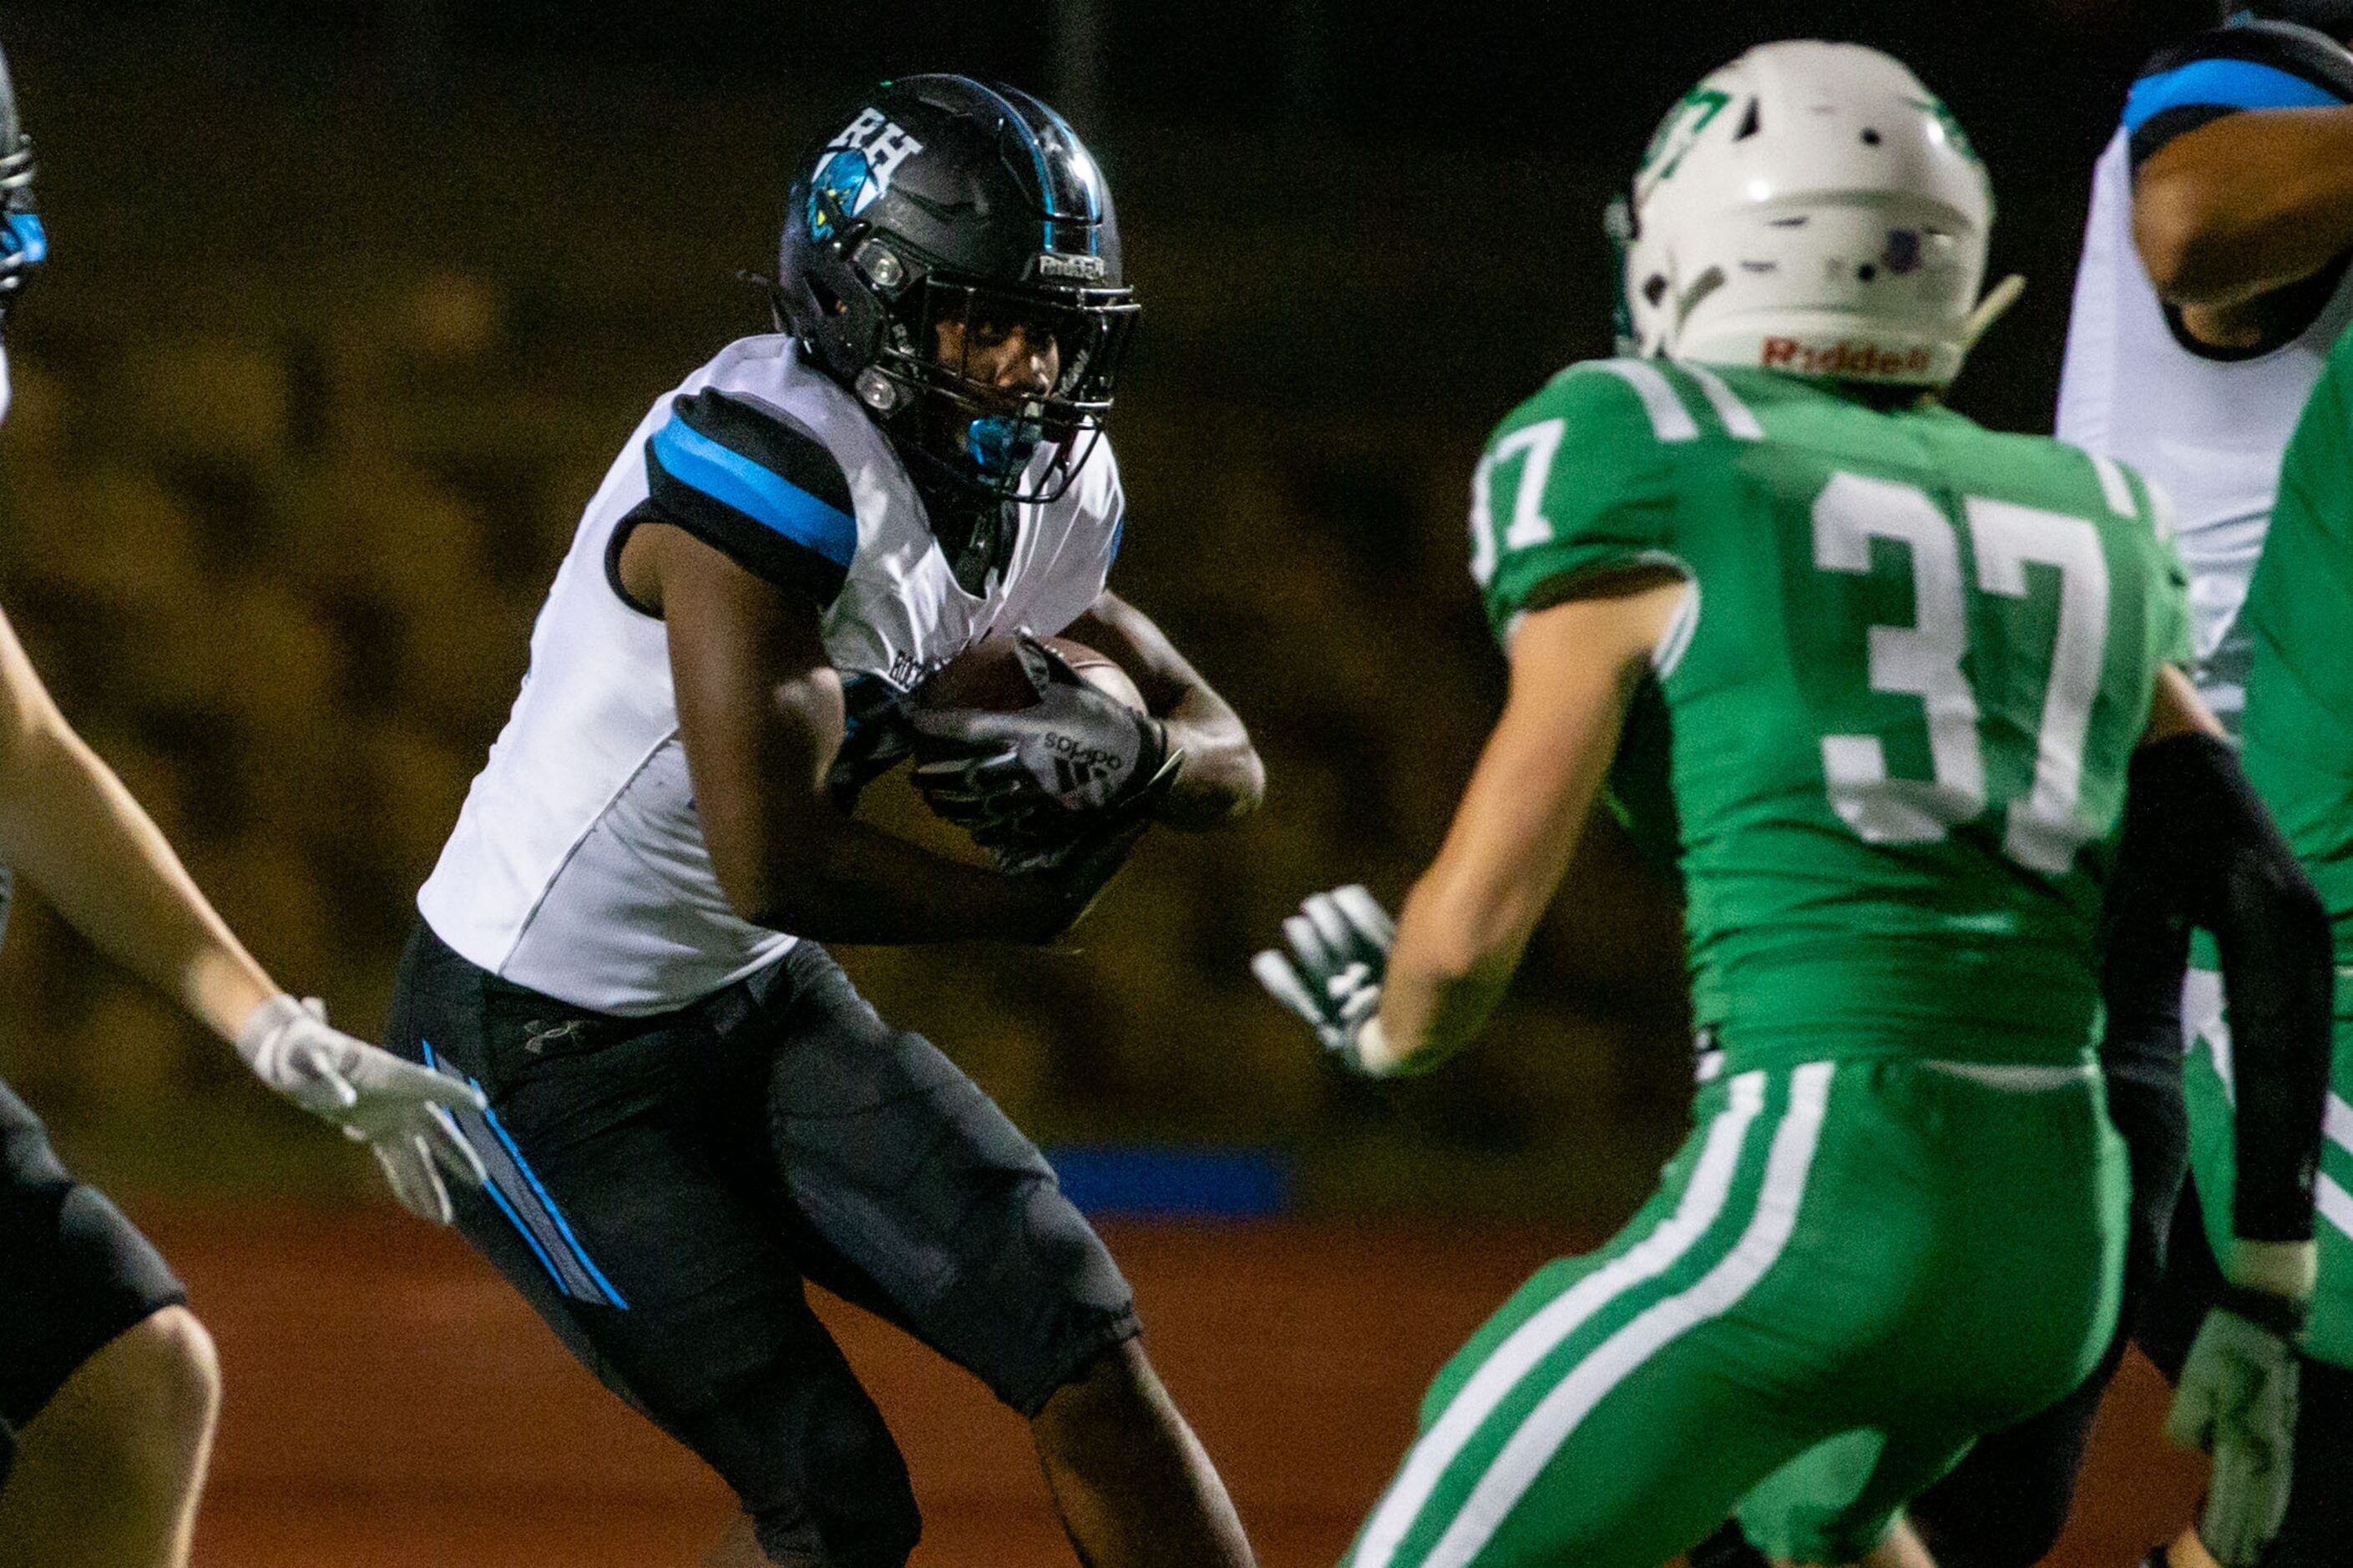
[2124,732,2332,1243]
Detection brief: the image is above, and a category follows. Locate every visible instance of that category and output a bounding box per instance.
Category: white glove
[236,994,488,1224]
[2167,1282,2306,1566]
[1252,885,1406,1078]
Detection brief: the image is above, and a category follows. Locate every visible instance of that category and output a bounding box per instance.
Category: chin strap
[1961,273,2027,352]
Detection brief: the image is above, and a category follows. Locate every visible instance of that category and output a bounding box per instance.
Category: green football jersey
[1474,359,2192,1069]
[2245,324,2353,932]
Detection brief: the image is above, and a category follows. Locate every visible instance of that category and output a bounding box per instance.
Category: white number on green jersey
[1469,418,1566,586]
[1811,472,2112,873]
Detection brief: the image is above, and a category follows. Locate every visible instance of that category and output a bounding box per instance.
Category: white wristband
[1355,1016,1403,1076]
[2228,1237,2319,1302]
[233,993,306,1068]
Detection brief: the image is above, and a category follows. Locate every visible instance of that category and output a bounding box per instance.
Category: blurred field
[143,1206,2204,1568]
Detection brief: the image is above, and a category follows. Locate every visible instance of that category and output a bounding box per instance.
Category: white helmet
[1624,41,1996,387]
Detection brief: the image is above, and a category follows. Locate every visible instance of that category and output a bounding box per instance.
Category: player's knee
[730,1369,918,1568]
[1031,1338,1171,1456]
[103,1306,220,1460]
[36,1305,220,1494]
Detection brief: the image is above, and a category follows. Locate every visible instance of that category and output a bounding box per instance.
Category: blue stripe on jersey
[650,414,858,569]
[2124,58,2343,131]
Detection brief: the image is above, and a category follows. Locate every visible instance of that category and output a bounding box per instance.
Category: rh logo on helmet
[807,108,926,241]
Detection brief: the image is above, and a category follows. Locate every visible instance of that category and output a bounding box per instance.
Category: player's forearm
[1069,592,1263,830]
[1156,690,1263,831]
[0,711,275,1041]
[2135,106,2353,306]
[726,807,1067,945]
[1374,875,1529,1070]
[2124,730,2331,1252]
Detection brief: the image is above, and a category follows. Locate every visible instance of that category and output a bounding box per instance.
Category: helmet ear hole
[1642,275,1670,307]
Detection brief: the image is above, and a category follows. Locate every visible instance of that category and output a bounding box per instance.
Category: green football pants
[2183,953,2353,1371]
[1341,1057,2126,1568]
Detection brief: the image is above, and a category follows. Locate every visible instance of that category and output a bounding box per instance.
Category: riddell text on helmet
[1760,337,1933,377]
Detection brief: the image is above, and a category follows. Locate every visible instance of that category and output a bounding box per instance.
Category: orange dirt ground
[137,1206,2203,1568]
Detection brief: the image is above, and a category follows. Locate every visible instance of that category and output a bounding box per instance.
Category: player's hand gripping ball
[1254,886,1404,1079]
[911,630,1172,870]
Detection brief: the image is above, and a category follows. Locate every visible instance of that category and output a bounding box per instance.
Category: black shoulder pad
[2128,20,2353,167]
[640,388,858,606]
[2142,18,2353,95]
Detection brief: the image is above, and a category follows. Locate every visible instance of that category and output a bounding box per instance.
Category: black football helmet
[0,46,43,327]
[777,76,1137,507]
[2240,0,2353,39]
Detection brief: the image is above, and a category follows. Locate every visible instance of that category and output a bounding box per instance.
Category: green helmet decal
[1639,86,1732,182]
[1908,95,1983,168]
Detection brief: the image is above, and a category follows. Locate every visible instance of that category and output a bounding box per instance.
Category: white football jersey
[417,334,1124,1014]
[2056,22,2353,727]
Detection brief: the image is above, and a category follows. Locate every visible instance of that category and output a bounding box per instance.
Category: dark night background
[0,0,2226,1218]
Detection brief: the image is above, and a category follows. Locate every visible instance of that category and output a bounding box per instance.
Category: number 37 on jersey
[1470,358,2192,885]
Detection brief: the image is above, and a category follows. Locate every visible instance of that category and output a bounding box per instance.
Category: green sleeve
[1473,362,1685,643]
[2151,529,2194,670]
[2250,332,2353,737]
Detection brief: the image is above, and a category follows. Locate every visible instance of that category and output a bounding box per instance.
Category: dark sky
[8,1,2224,140]
[0,0,2239,435]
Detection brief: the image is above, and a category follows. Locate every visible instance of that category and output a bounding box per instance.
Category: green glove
[2166,1284,2305,1566]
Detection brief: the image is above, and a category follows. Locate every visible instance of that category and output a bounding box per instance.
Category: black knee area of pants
[0,1081,185,1433]
[759,956,1139,1418]
[676,1360,920,1568]
[1907,1371,2110,1568]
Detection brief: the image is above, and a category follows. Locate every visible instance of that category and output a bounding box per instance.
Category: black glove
[910,632,1171,852]
[1006,751,1186,931]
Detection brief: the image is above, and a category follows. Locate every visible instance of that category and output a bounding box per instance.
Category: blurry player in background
[2198,310,2353,1568]
[2043,5,2353,1565]
[0,42,487,1568]
[1257,42,2331,1568]
[387,75,1262,1568]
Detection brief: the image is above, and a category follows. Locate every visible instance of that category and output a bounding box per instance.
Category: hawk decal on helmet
[806,107,926,241]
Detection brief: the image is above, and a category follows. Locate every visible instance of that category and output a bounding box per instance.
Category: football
[916,635,1146,715]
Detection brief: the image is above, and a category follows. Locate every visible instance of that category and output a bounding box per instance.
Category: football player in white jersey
[0,43,487,1568]
[388,77,1261,1568]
